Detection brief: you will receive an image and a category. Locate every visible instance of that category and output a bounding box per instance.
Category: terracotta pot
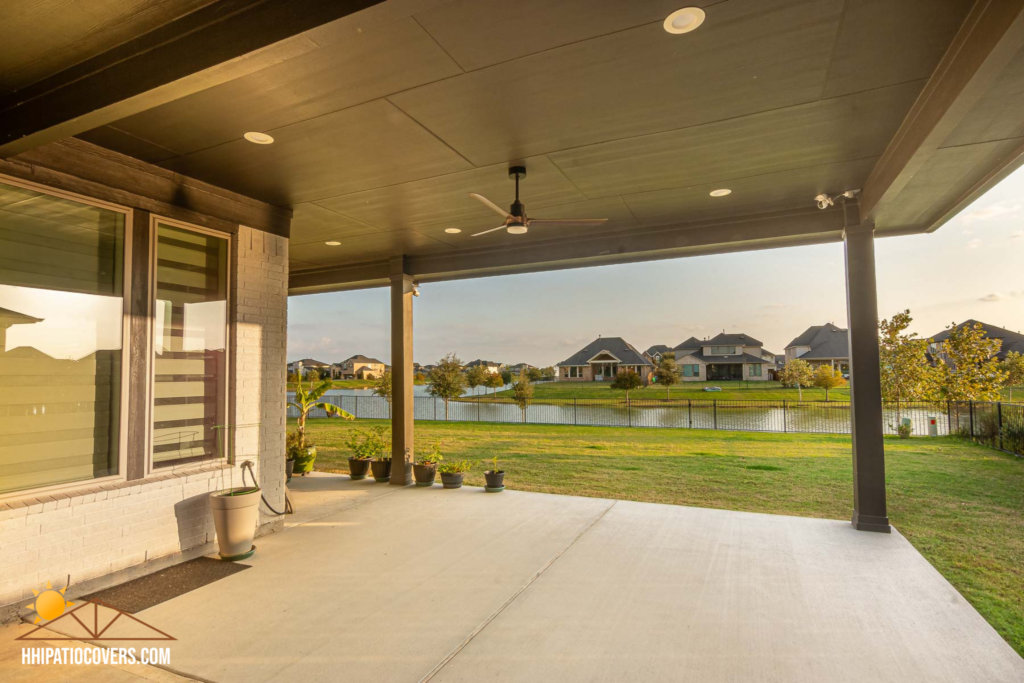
[348,458,371,480]
[440,472,464,489]
[413,463,437,486]
[209,487,260,561]
[370,459,392,482]
[484,470,505,492]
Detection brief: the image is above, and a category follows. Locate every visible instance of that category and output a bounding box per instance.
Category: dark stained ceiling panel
[289,203,382,246]
[157,99,474,206]
[289,228,452,266]
[821,0,973,99]
[98,17,463,157]
[940,44,1024,148]
[313,155,584,232]
[549,82,924,198]
[390,0,846,165]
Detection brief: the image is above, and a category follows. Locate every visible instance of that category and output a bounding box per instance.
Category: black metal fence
[289,394,1024,445]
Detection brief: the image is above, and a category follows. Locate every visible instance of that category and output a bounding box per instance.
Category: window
[749,364,762,377]
[682,364,700,377]
[0,180,128,495]
[710,346,736,355]
[152,221,229,467]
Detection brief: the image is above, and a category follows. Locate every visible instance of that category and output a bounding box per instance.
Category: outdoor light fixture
[445,228,461,234]
[814,189,860,210]
[243,131,274,144]
[709,189,731,197]
[325,240,341,246]
[664,7,706,34]
[412,282,421,297]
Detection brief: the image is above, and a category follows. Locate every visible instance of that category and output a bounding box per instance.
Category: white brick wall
[0,225,289,615]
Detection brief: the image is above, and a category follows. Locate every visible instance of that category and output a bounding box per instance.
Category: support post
[390,257,414,486]
[843,203,890,532]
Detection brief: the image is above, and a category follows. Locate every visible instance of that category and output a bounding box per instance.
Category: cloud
[979,293,1003,303]
[967,238,982,250]
[1012,231,1024,240]
[765,303,787,309]
[961,202,1022,225]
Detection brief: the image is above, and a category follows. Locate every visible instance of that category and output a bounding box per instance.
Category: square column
[843,205,890,532]
[390,257,414,485]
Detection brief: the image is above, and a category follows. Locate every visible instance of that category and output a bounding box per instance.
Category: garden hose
[240,460,291,516]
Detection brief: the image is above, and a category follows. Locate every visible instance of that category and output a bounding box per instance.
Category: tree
[653,354,681,398]
[288,376,353,452]
[541,366,555,380]
[611,369,644,400]
[526,366,544,382]
[812,365,846,401]
[511,370,534,422]
[465,364,488,396]
[778,359,814,401]
[306,367,321,382]
[372,371,392,416]
[427,353,467,420]
[878,310,938,404]
[1002,351,1024,401]
[484,371,504,398]
[500,369,513,385]
[936,322,1006,401]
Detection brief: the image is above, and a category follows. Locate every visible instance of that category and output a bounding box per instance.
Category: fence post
[947,400,952,436]
[627,396,632,427]
[434,398,437,421]
[477,398,481,423]
[574,398,578,426]
[998,402,1004,451]
[354,394,359,419]
[688,399,692,428]
[713,400,718,430]
[969,401,975,439]
[783,401,788,433]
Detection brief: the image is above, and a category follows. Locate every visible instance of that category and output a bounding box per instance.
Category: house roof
[292,358,331,367]
[645,345,672,356]
[930,320,1024,358]
[559,337,651,367]
[465,359,503,368]
[786,323,849,359]
[706,332,762,347]
[341,354,385,365]
[673,337,703,353]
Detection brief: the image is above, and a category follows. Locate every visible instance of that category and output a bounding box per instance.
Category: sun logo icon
[26,581,74,624]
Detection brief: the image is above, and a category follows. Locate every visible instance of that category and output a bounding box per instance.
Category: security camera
[814,194,834,210]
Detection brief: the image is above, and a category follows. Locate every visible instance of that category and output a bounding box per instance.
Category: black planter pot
[348,458,371,480]
[371,459,392,482]
[285,459,295,483]
[413,463,437,487]
[440,472,464,489]
[484,470,505,492]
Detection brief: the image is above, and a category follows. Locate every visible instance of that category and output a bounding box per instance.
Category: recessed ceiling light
[244,131,274,144]
[325,241,341,246]
[710,189,732,197]
[444,228,462,234]
[664,7,706,34]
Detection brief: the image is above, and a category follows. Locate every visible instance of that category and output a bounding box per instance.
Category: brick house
[465,359,504,374]
[672,333,775,381]
[785,323,850,373]
[287,358,332,379]
[335,354,386,380]
[556,337,651,382]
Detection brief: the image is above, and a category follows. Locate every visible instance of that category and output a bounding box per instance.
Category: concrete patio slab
[24,477,1024,682]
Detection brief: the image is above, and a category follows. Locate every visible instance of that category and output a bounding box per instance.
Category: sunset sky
[288,166,1024,367]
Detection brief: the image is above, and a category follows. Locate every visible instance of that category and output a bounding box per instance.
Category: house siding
[677,354,706,381]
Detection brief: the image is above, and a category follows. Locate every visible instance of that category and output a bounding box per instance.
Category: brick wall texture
[0,225,288,612]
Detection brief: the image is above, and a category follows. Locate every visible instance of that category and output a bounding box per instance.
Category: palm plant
[288,376,353,471]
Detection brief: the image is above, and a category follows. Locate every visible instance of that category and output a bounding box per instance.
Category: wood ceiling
[4,0,1024,292]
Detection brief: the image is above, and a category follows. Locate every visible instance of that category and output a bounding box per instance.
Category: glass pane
[0,182,124,495]
[152,223,228,467]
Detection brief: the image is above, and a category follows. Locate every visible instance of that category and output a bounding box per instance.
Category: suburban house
[672,333,775,381]
[335,354,386,380]
[287,358,332,379]
[465,359,504,374]
[643,345,673,364]
[557,337,651,382]
[929,320,1024,363]
[507,362,534,375]
[785,323,850,373]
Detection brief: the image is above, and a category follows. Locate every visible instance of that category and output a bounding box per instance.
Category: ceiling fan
[468,166,608,237]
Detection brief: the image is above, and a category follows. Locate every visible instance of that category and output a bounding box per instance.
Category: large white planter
[210,487,260,561]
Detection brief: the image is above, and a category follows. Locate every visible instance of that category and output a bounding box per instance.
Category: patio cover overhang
[3,0,1024,532]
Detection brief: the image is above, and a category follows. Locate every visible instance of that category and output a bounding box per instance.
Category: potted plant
[482,455,505,492]
[285,430,301,482]
[369,426,392,482]
[288,376,353,475]
[414,443,444,486]
[210,484,261,561]
[438,460,472,489]
[345,428,373,480]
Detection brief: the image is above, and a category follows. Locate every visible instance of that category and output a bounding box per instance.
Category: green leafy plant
[417,442,444,466]
[465,364,489,396]
[778,359,814,401]
[897,422,912,439]
[511,369,535,422]
[482,455,501,473]
[610,369,644,400]
[654,352,680,399]
[346,425,391,461]
[288,376,353,451]
[437,460,472,474]
[484,371,504,398]
[812,365,847,401]
[285,429,302,460]
[427,353,468,420]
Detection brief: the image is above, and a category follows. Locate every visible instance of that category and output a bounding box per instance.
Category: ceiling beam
[860,0,1024,222]
[289,206,848,295]
[0,0,386,158]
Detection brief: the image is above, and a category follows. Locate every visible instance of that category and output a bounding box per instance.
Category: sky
[288,166,1024,367]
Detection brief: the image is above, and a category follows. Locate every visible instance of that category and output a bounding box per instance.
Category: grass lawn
[296,418,1024,656]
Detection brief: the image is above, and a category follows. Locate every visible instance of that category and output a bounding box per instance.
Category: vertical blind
[0,181,125,495]
[152,223,228,466]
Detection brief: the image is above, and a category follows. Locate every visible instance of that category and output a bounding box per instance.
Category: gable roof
[558,337,651,367]
[673,337,703,352]
[291,358,331,367]
[645,345,672,356]
[786,323,849,359]
[0,306,43,326]
[341,354,384,365]
[465,359,503,368]
[706,332,762,347]
[930,320,1024,358]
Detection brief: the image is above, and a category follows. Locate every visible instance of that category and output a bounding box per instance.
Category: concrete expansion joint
[420,500,618,683]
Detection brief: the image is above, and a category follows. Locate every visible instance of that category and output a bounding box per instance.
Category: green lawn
[296,418,1024,656]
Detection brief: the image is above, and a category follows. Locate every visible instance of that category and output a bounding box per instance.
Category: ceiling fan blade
[527,218,609,227]
[471,224,510,237]
[469,193,514,220]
